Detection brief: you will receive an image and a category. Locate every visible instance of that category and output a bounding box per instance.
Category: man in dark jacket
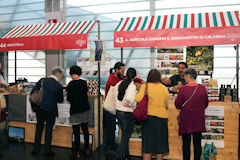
[31,66,64,157]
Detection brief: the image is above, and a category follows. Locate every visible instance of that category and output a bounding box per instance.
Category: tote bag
[103,85,117,115]
[132,83,148,122]
[201,142,217,160]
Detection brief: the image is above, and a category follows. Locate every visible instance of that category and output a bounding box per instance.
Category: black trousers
[182,132,202,160]
[115,111,134,159]
[72,122,89,151]
[34,110,56,154]
[103,109,116,152]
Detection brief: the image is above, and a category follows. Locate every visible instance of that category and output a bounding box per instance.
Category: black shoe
[105,150,116,156]
[124,155,131,160]
[44,150,55,157]
[31,151,39,157]
[111,143,118,151]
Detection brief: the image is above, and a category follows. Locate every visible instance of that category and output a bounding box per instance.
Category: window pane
[8,51,46,83]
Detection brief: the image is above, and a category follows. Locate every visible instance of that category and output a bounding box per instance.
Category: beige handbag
[103,85,117,115]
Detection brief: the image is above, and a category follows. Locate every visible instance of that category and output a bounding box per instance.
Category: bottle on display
[219,85,225,101]
[232,85,238,102]
[226,85,232,96]
[219,84,225,101]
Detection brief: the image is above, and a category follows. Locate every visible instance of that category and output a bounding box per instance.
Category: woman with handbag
[31,66,64,157]
[67,66,90,158]
[114,68,137,160]
[135,69,169,160]
[175,68,208,160]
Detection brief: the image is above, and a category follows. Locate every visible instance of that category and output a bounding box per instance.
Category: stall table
[128,97,239,160]
[7,94,103,151]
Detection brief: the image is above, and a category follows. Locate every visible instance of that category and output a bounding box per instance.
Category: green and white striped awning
[115,11,240,31]
[2,21,97,39]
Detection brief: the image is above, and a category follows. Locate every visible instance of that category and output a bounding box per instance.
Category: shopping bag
[201,142,217,160]
[103,85,117,115]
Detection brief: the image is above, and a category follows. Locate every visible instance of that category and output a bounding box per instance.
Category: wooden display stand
[129,97,239,160]
[8,96,103,151]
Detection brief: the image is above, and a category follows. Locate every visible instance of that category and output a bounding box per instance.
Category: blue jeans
[116,110,134,159]
[103,109,116,152]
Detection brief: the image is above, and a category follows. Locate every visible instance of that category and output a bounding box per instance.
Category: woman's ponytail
[118,68,136,101]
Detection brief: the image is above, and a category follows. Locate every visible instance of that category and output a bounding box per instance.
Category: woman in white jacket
[115,68,137,160]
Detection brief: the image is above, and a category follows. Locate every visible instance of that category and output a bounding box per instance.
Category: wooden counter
[129,98,239,160]
[8,96,103,151]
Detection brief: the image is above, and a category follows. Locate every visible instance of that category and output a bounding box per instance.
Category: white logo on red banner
[0,43,6,48]
[76,40,86,47]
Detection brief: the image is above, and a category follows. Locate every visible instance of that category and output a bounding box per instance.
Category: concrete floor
[0,129,143,160]
[0,127,240,160]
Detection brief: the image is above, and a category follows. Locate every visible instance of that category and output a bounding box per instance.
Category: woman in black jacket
[67,65,90,158]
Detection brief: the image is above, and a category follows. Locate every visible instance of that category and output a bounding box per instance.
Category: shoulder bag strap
[182,84,198,108]
[144,83,148,96]
[40,78,44,88]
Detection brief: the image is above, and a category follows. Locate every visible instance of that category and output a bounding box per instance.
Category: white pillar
[45,0,66,78]
[150,0,155,69]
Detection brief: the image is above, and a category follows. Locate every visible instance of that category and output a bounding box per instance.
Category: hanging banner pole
[121,48,123,63]
[97,20,101,148]
[236,44,239,102]
[14,51,17,82]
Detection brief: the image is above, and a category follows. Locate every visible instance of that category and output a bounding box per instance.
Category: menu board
[202,106,224,148]
[157,47,184,78]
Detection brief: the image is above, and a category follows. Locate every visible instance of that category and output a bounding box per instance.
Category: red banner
[0,34,88,52]
[114,26,240,48]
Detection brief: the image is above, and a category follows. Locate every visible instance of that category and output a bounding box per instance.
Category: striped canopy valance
[114,11,240,48]
[115,11,240,31]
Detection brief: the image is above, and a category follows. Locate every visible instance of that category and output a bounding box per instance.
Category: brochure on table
[202,106,224,148]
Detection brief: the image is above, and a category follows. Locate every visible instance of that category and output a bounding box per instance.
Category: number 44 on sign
[115,37,125,43]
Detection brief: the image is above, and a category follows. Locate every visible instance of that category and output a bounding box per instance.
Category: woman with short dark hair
[67,65,90,158]
[175,68,208,160]
[135,69,169,160]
